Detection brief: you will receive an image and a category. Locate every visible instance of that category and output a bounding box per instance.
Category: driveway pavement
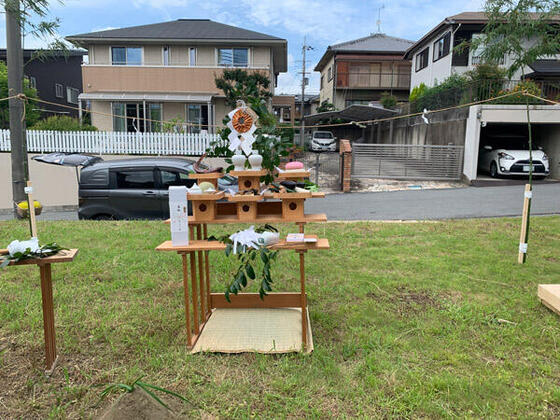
[1,184,559,222]
[306,183,560,221]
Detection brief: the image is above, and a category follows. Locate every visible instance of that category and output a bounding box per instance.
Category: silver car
[311,131,337,152]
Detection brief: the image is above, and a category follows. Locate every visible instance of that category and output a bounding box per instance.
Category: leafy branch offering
[209,225,279,302]
[1,239,67,268]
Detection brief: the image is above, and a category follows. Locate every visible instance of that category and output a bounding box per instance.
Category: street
[1,183,559,222]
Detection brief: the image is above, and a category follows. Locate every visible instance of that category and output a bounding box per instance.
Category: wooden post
[190,251,199,335]
[196,225,205,319]
[203,224,211,317]
[518,184,532,264]
[26,181,38,238]
[181,253,192,347]
[299,251,307,350]
[39,264,57,371]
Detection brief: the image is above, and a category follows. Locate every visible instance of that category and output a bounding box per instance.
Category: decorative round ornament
[227,100,258,156]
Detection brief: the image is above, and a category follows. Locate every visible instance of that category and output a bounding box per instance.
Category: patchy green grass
[0,217,559,418]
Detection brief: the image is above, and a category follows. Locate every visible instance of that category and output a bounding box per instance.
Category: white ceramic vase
[248,154,263,171]
[232,154,247,171]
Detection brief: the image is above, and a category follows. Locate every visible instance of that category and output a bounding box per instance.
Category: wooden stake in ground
[518,184,532,264]
[25,181,38,238]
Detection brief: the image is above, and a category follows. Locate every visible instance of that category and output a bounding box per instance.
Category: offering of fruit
[199,182,215,193]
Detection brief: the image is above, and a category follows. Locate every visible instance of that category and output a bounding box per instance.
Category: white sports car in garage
[479,144,550,178]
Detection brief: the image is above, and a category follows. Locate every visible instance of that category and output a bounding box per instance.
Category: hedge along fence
[0,130,221,156]
[408,78,553,113]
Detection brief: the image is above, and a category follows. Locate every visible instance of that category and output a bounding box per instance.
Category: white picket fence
[0,129,221,156]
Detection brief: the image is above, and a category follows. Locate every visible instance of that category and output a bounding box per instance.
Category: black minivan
[77,157,236,220]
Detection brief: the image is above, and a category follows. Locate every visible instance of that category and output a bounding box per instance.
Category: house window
[189,48,197,66]
[66,87,79,104]
[148,103,162,132]
[320,75,324,89]
[218,48,248,67]
[112,102,147,132]
[163,46,170,66]
[28,76,36,89]
[433,32,451,62]
[415,47,429,72]
[111,46,142,65]
[328,66,332,81]
[186,104,208,134]
[55,83,63,98]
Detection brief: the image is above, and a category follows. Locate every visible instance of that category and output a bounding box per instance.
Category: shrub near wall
[31,115,97,131]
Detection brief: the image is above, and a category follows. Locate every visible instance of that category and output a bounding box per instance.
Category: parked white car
[311,131,337,152]
[479,143,550,178]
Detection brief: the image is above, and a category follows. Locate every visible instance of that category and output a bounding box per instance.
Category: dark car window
[314,132,333,139]
[115,170,155,189]
[159,169,195,189]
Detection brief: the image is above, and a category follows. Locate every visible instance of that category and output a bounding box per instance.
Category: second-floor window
[415,47,429,72]
[163,46,170,66]
[189,48,197,66]
[111,46,142,65]
[67,87,79,104]
[433,32,451,62]
[55,83,63,98]
[328,66,332,81]
[218,48,248,67]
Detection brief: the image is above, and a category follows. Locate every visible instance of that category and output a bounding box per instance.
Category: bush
[409,83,427,103]
[494,79,543,104]
[317,101,335,113]
[410,74,470,112]
[31,115,97,131]
[380,92,397,109]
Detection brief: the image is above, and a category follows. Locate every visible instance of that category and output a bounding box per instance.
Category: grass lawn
[0,217,560,418]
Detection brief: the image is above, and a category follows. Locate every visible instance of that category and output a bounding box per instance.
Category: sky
[1,0,484,94]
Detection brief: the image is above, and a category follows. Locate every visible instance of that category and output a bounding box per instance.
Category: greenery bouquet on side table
[209,224,280,302]
[1,238,67,268]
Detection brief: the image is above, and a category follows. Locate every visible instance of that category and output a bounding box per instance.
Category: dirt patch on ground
[366,287,462,315]
[98,388,175,420]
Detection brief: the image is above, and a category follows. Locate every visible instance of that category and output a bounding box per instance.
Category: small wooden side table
[2,249,79,373]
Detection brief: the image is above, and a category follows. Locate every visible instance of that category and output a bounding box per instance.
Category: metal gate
[352,143,464,181]
[300,152,341,189]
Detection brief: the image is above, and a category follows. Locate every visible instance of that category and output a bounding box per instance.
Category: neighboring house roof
[0,48,86,60]
[66,19,287,72]
[294,94,320,103]
[304,104,398,125]
[528,59,560,76]
[404,12,560,59]
[315,33,414,71]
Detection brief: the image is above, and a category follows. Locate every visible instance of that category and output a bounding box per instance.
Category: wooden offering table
[156,236,329,352]
[1,249,79,373]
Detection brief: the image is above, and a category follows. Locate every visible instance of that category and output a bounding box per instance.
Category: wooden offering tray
[188,172,223,189]
[229,169,267,192]
[276,171,310,181]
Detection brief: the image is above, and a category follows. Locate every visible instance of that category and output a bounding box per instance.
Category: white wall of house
[463,105,560,181]
[410,29,454,89]
[318,55,335,107]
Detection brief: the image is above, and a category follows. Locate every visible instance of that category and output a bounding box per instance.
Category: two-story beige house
[315,33,414,110]
[66,19,287,133]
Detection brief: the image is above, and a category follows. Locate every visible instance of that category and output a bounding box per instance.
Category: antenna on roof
[376,4,385,33]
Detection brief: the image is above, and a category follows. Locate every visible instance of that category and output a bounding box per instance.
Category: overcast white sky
[1,0,484,94]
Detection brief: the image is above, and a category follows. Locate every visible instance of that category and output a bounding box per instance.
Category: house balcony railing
[336,72,411,90]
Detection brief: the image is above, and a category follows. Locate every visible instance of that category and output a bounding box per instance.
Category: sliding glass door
[186,104,208,134]
[112,102,161,132]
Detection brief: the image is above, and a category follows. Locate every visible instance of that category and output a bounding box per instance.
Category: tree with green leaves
[0,61,40,129]
[316,100,336,113]
[470,0,560,263]
[209,69,292,184]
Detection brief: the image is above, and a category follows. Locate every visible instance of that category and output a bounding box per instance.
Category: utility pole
[6,0,29,215]
[299,37,313,147]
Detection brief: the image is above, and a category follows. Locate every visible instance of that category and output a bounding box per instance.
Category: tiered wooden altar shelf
[276,171,311,181]
[158,166,328,353]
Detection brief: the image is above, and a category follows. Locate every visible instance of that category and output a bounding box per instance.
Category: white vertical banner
[169,186,189,246]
